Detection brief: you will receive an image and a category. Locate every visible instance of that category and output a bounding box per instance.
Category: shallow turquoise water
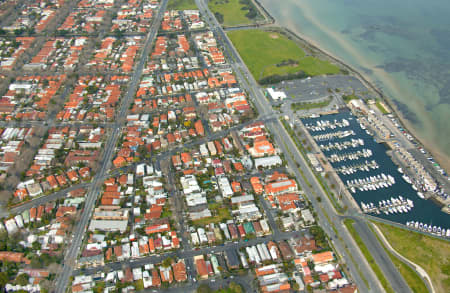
[259,0,450,160]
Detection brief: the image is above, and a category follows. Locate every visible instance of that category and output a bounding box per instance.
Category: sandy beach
[261,0,450,173]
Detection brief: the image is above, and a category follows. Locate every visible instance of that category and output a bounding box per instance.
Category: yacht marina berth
[301,109,450,237]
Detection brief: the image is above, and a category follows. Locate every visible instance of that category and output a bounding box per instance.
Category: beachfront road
[195,0,413,292]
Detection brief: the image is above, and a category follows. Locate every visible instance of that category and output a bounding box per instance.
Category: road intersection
[1,1,414,292]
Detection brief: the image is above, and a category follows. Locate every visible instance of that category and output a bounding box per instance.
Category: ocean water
[259,0,450,163]
[301,111,450,230]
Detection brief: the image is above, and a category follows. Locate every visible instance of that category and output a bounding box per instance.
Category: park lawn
[391,256,429,293]
[209,0,254,26]
[344,219,395,293]
[228,29,340,81]
[376,222,450,293]
[369,224,428,293]
[298,56,340,76]
[291,97,332,111]
[343,94,360,103]
[167,0,197,10]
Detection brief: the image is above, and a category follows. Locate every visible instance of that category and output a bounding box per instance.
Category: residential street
[54,1,170,292]
[0,0,426,292]
[195,0,410,292]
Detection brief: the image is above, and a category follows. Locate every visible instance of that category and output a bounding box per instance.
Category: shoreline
[252,0,450,174]
[251,0,275,24]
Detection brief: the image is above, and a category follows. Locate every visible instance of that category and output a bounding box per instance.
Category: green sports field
[209,0,261,26]
[228,29,340,82]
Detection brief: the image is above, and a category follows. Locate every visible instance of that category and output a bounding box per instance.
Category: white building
[218,176,233,197]
[255,155,282,169]
[266,88,287,100]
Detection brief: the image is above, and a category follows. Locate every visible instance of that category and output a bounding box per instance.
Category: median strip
[368,224,429,293]
[344,219,395,293]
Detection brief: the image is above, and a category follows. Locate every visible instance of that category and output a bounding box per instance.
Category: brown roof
[0,251,30,264]
[278,241,294,260]
[195,258,208,278]
[172,261,187,282]
[151,269,161,287]
[293,236,317,254]
[331,284,358,293]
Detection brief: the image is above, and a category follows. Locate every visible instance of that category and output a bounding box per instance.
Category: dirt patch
[269,33,279,39]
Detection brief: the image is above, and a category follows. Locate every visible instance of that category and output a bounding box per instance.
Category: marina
[335,160,379,175]
[319,138,365,151]
[361,196,414,215]
[301,110,450,237]
[328,148,373,163]
[347,173,395,193]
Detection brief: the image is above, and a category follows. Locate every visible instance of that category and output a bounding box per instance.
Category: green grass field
[228,29,340,82]
[291,97,332,111]
[344,219,395,293]
[376,222,450,293]
[369,225,428,293]
[342,94,360,103]
[192,205,231,226]
[209,0,260,26]
[390,256,429,293]
[376,100,390,114]
[167,0,197,10]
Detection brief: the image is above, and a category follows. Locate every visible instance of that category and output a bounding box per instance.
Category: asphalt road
[75,230,301,276]
[268,119,387,292]
[350,216,411,292]
[0,1,420,292]
[9,182,91,215]
[377,108,450,192]
[194,1,413,292]
[53,1,169,292]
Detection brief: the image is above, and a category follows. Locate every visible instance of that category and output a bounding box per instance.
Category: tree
[229,282,243,293]
[161,257,173,268]
[15,273,29,286]
[214,12,224,24]
[32,241,41,251]
[196,284,212,293]
[134,280,144,291]
[114,29,123,39]
[0,272,9,288]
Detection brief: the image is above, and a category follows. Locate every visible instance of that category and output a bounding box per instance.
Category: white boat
[402,175,412,184]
